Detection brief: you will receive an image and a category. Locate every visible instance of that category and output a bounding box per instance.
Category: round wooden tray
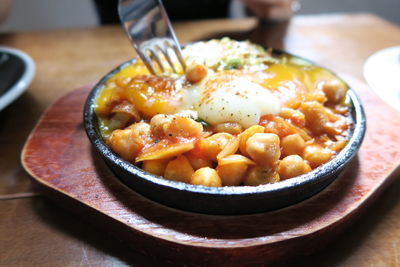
[22,77,400,266]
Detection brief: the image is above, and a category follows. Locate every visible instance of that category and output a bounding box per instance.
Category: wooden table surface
[1,13,400,266]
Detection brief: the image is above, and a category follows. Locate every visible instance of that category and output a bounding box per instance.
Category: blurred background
[0,0,399,32]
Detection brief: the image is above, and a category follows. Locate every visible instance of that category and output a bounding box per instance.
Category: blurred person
[242,0,299,21]
[0,0,12,24]
[94,0,298,24]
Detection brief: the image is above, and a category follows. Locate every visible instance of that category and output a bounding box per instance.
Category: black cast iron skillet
[84,49,366,215]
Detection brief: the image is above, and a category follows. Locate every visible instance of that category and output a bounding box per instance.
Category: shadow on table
[0,92,45,195]
[281,171,400,266]
[30,196,159,266]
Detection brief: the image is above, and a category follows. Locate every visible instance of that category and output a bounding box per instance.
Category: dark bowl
[84,50,366,215]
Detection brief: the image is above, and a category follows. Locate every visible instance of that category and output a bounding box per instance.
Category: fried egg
[180,71,281,128]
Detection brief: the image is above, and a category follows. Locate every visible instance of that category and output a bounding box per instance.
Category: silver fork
[118,0,186,75]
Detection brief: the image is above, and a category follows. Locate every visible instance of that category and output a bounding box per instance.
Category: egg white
[178,73,281,128]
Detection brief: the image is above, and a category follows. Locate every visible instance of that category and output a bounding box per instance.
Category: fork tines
[138,38,186,75]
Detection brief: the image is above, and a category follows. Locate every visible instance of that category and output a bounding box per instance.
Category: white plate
[0,46,35,111]
[363,46,400,112]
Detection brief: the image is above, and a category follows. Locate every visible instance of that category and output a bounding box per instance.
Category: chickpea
[186,63,207,84]
[303,144,332,168]
[111,100,141,122]
[217,164,247,186]
[164,155,194,183]
[217,135,239,160]
[324,122,342,137]
[163,116,203,138]
[244,166,280,186]
[198,133,233,161]
[107,129,139,162]
[136,141,195,162]
[185,152,213,170]
[281,134,305,156]
[239,125,265,156]
[279,108,305,127]
[321,79,347,104]
[246,133,281,166]
[307,90,327,104]
[299,101,328,135]
[217,155,255,186]
[142,158,169,176]
[214,122,243,135]
[278,155,311,180]
[125,122,152,138]
[107,122,152,162]
[108,112,131,131]
[329,140,347,153]
[150,114,172,137]
[190,167,222,187]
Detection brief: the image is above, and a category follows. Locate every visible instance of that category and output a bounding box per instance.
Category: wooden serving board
[22,77,400,266]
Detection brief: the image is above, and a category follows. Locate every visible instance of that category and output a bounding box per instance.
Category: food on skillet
[94,38,352,187]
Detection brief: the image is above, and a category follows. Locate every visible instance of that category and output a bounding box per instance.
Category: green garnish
[195,118,210,127]
[223,58,243,70]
